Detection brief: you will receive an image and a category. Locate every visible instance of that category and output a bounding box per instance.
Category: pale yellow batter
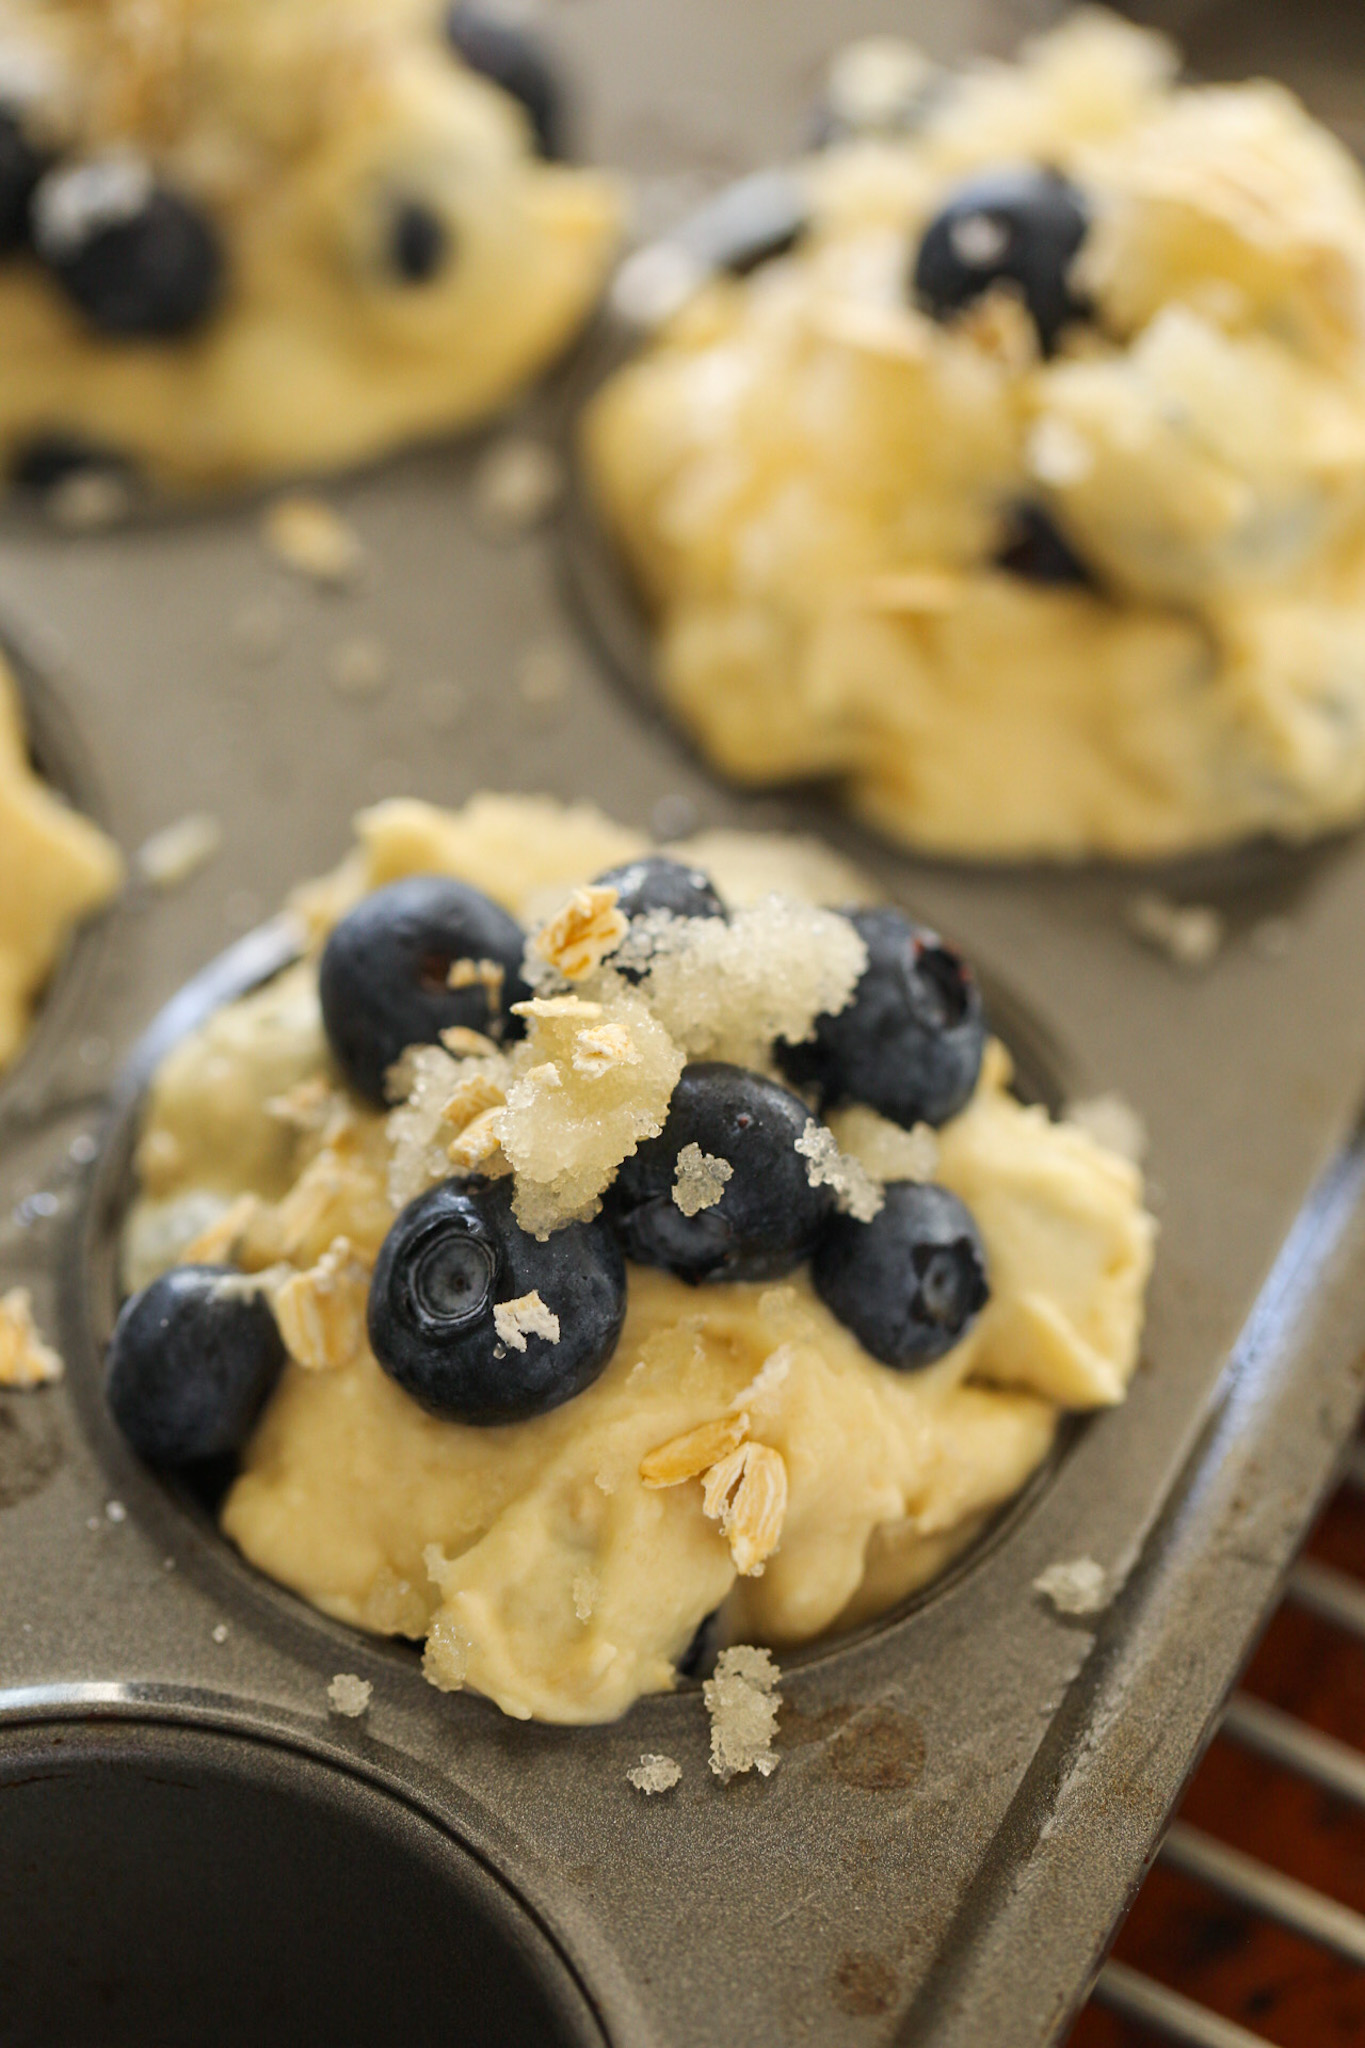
[584,11,1365,862]
[124,795,1153,1723]
[0,0,618,489]
[0,655,122,1069]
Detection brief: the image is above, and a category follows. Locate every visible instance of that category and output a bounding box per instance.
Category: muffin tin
[4,2,1365,2044]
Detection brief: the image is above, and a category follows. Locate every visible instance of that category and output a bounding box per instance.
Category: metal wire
[1083,1455,1365,2046]
[1092,1962,1269,2048]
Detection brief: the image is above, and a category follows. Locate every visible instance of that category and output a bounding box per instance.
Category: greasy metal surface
[2,3,1365,2045]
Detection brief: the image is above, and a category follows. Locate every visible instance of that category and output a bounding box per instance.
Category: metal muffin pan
[4,2,1365,2043]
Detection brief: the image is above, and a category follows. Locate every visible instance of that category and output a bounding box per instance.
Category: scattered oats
[441,1026,500,1060]
[827,1105,938,1184]
[0,1289,63,1386]
[572,1570,599,1622]
[211,1622,230,1644]
[327,1673,373,1718]
[1252,916,1293,961]
[447,1104,510,1176]
[628,1753,682,1796]
[136,812,222,888]
[825,35,935,132]
[1034,1557,1108,1617]
[270,1238,369,1372]
[263,495,365,587]
[440,1071,506,1131]
[1027,415,1095,487]
[796,1119,883,1222]
[105,1499,126,1524]
[640,1410,750,1489]
[573,1018,640,1079]
[1127,891,1224,970]
[327,636,390,698]
[231,595,287,663]
[471,434,565,539]
[704,1646,782,1781]
[182,1193,259,1265]
[1066,1092,1148,1165]
[672,1142,732,1217]
[493,1290,560,1352]
[447,956,506,1012]
[47,468,132,531]
[531,885,629,981]
[701,1442,788,1577]
[516,639,573,706]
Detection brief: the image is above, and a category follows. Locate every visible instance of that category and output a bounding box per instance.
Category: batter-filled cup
[582,9,1365,862]
[108,792,1154,1723]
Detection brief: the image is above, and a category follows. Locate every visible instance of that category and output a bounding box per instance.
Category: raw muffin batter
[0,654,121,1069]
[585,10,1365,861]
[115,794,1153,1723]
[0,0,618,490]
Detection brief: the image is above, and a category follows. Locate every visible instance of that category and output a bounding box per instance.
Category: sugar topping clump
[796,1119,884,1223]
[615,899,867,1073]
[327,1673,373,1718]
[499,994,684,1238]
[628,1753,682,1795]
[672,1143,733,1217]
[704,1645,783,1780]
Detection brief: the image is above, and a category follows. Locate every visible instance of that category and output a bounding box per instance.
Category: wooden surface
[1068,1477,1365,2048]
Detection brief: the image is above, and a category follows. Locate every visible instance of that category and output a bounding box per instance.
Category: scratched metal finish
[1,5,1364,2046]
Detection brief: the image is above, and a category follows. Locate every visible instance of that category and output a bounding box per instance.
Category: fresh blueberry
[9,431,132,494]
[444,5,564,159]
[605,1062,832,1283]
[368,1176,626,1424]
[777,908,984,1130]
[319,875,531,1106]
[34,163,224,337]
[812,1182,989,1368]
[676,1608,723,1680]
[0,107,48,253]
[592,853,726,980]
[389,198,449,283]
[913,167,1089,355]
[105,1264,286,1466]
[996,502,1092,587]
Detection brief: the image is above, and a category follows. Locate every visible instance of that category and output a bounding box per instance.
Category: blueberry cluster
[107,858,991,1467]
[0,6,557,402]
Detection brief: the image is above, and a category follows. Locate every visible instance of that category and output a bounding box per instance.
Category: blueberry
[812,1182,989,1368]
[913,167,1089,355]
[592,853,726,980]
[34,163,224,337]
[677,1608,723,1680]
[996,502,1092,587]
[389,198,449,283]
[444,5,564,159]
[605,1062,832,1283]
[0,107,48,253]
[105,1264,286,1466]
[777,909,984,1130]
[593,853,726,926]
[368,1176,626,1424]
[9,431,132,494]
[319,875,531,1106]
